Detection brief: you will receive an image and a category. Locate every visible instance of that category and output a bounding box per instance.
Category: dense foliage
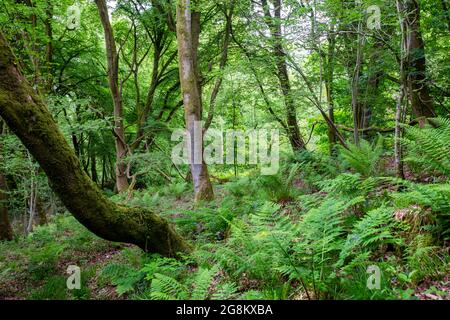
[0,0,448,300]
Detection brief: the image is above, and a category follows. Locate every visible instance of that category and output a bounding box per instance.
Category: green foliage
[391,183,450,239]
[339,136,385,177]
[29,276,68,300]
[338,207,404,268]
[100,263,144,296]
[405,234,448,283]
[402,117,450,176]
[190,265,219,299]
[27,242,65,281]
[0,0,449,302]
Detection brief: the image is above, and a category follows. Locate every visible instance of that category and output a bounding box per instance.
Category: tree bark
[398,0,436,119]
[361,40,383,140]
[351,19,364,145]
[325,33,337,153]
[0,119,13,240]
[395,86,406,179]
[95,0,129,193]
[0,153,13,240]
[176,0,214,201]
[36,195,48,226]
[0,32,189,256]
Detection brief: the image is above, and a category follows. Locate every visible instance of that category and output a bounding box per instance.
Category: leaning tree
[0,33,189,256]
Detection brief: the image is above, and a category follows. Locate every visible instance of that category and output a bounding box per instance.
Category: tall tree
[261,0,306,151]
[0,32,188,256]
[0,172,13,241]
[95,0,129,192]
[397,0,436,120]
[176,0,214,201]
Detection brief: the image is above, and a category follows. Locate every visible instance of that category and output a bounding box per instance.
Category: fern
[149,273,188,300]
[405,234,448,283]
[211,282,239,300]
[402,117,450,176]
[391,183,450,239]
[338,206,403,268]
[190,265,219,300]
[339,135,385,177]
[100,263,144,296]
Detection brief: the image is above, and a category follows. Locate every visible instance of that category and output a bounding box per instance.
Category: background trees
[0,0,448,300]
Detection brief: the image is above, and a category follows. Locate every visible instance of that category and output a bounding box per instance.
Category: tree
[261,0,306,151]
[397,0,436,119]
[176,0,214,201]
[0,155,13,241]
[95,0,129,192]
[0,32,188,256]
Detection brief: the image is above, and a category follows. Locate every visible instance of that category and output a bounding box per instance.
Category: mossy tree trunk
[0,33,189,256]
[176,0,214,201]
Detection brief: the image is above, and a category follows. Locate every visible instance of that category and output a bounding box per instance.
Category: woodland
[0,0,449,300]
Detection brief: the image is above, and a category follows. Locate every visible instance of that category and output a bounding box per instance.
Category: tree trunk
[351,20,364,145]
[262,0,306,152]
[0,169,13,241]
[176,0,214,201]
[36,195,48,226]
[91,153,98,184]
[398,0,436,119]
[0,119,13,240]
[361,40,383,141]
[95,0,129,193]
[325,33,337,154]
[395,86,406,179]
[0,32,189,256]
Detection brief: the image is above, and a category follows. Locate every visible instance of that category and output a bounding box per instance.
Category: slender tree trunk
[176,0,214,201]
[36,195,48,226]
[397,0,436,120]
[0,135,13,240]
[361,40,383,140]
[395,86,406,179]
[262,0,306,152]
[351,20,364,145]
[26,163,36,234]
[95,0,129,193]
[0,174,13,241]
[91,153,98,184]
[0,32,189,256]
[325,33,337,154]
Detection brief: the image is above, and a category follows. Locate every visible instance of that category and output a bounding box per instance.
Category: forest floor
[0,184,201,300]
[0,175,449,300]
